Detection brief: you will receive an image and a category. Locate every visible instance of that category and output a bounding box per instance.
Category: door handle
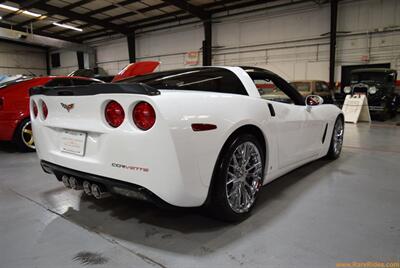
[268,103,276,117]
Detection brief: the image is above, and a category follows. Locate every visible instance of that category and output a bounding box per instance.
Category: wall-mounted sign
[185,51,199,65]
[361,55,369,62]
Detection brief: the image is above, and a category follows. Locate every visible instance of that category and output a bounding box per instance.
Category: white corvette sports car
[30,66,344,221]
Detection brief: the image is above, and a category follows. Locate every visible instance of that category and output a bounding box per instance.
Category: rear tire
[326,116,344,159]
[13,118,35,152]
[209,133,265,222]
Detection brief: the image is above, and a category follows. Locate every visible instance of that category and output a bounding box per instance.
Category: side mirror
[344,86,351,94]
[305,95,323,111]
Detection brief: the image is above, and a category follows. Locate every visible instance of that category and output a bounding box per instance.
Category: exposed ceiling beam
[15,0,94,28]
[1,0,48,20]
[73,0,244,40]
[58,3,170,36]
[161,0,209,19]
[37,3,128,33]
[0,21,80,43]
[76,0,309,41]
[33,0,140,33]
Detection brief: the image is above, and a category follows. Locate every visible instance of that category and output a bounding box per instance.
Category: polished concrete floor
[0,122,399,268]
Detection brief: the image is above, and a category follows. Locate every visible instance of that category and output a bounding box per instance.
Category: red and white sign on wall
[361,55,369,62]
[185,51,200,65]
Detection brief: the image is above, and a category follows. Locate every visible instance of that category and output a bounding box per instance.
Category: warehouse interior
[0,0,399,267]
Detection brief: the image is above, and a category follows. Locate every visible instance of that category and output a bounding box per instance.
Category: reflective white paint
[31,67,342,207]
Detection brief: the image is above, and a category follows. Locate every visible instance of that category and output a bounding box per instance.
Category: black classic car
[344,68,399,120]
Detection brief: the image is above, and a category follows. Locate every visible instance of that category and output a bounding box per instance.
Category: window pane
[72,79,98,86]
[290,82,311,92]
[45,79,72,87]
[120,68,248,95]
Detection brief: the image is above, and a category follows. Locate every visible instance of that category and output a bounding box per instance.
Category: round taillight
[32,101,38,118]
[105,100,125,128]
[41,101,48,119]
[133,102,156,130]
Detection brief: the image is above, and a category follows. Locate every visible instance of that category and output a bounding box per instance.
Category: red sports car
[0,76,102,151]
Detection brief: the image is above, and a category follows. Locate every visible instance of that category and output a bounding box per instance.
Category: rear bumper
[41,160,175,208]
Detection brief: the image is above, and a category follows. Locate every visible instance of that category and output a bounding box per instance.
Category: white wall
[0,41,47,76]
[49,50,78,76]
[92,0,400,82]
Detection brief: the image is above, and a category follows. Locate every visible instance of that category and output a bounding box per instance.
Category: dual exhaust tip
[61,175,110,199]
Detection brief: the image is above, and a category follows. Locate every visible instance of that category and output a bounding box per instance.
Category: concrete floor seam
[7,187,168,268]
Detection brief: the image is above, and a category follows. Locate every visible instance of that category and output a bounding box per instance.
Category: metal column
[202,21,212,66]
[127,32,136,63]
[329,0,338,90]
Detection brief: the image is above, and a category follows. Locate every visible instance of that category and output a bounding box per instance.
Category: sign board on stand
[341,94,371,123]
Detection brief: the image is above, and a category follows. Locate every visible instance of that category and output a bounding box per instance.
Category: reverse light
[133,102,156,130]
[32,101,38,118]
[105,101,125,128]
[41,101,48,119]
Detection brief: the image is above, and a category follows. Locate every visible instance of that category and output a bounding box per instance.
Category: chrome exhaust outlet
[68,176,82,190]
[83,181,92,195]
[62,175,71,188]
[91,183,111,199]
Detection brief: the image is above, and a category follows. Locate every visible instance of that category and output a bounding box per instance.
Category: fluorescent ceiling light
[0,4,19,12]
[53,22,83,32]
[21,10,43,18]
[0,4,43,18]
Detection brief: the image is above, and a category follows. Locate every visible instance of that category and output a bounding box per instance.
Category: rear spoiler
[30,83,160,96]
[112,61,160,83]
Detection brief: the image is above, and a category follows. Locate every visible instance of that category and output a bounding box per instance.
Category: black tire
[326,116,344,159]
[13,118,35,152]
[209,133,265,222]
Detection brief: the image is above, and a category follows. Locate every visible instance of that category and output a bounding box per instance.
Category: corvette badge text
[112,163,149,172]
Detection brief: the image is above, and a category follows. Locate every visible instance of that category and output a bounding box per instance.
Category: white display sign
[341,94,371,123]
[60,130,87,156]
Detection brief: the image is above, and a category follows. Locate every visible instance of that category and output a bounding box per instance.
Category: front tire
[13,118,35,152]
[210,133,265,222]
[326,116,344,159]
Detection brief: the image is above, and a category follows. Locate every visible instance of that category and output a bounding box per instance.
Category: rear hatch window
[118,67,248,95]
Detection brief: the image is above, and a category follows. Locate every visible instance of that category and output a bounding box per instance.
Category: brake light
[32,101,38,118]
[133,102,156,130]
[105,100,125,128]
[42,101,48,119]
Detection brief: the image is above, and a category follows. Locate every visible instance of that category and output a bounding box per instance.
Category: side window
[316,82,329,92]
[290,82,311,93]
[45,78,73,87]
[254,78,293,104]
[72,79,98,86]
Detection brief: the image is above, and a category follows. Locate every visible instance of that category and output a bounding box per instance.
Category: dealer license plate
[60,130,87,156]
